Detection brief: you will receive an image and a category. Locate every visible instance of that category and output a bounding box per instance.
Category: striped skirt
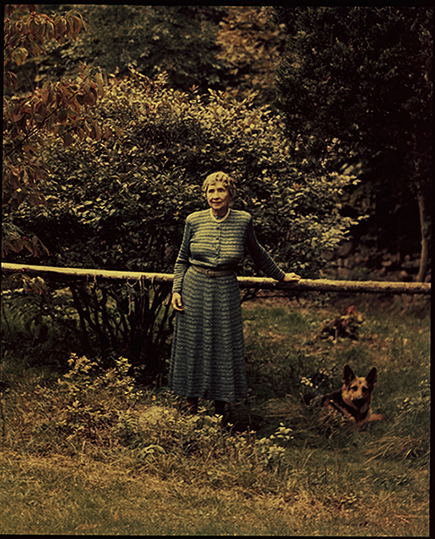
[169,266,247,402]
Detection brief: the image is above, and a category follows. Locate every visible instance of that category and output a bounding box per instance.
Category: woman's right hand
[171,292,184,312]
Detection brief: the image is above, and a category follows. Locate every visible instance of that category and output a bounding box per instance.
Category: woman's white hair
[202,171,236,197]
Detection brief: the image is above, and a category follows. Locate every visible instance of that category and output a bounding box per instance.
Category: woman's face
[206,181,232,216]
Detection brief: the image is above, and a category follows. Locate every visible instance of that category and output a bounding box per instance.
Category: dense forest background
[3,4,432,283]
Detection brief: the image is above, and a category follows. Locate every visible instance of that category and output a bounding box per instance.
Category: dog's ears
[366,367,378,388]
[342,364,356,385]
[343,365,378,388]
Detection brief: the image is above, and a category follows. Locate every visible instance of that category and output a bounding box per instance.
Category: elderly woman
[170,171,300,416]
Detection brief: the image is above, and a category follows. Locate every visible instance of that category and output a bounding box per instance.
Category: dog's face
[341,364,377,414]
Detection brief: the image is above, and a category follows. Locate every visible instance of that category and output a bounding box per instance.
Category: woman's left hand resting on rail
[283,273,301,282]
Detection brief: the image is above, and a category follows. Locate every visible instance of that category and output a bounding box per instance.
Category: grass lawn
[0,293,430,535]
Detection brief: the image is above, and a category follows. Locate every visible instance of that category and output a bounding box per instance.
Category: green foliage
[9,351,294,477]
[35,5,228,94]
[4,58,358,372]
[3,5,113,256]
[27,5,285,105]
[273,6,432,272]
[1,277,173,378]
[68,280,174,377]
[10,71,357,279]
[215,6,287,105]
[274,6,432,159]
[1,283,82,370]
[26,353,143,451]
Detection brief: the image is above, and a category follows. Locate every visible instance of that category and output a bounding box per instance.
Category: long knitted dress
[169,208,285,402]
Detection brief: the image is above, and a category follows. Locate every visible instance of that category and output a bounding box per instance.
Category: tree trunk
[416,192,429,283]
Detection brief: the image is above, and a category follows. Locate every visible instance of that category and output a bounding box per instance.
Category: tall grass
[0,293,430,535]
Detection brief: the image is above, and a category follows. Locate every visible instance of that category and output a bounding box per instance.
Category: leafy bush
[6,71,360,370]
[28,353,143,451]
[11,70,358,278]
[1,283,83,371]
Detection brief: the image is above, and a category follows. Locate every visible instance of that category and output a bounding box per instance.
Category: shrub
[12,70,358,277]
[7,71,360,371]
[28,353,143,451]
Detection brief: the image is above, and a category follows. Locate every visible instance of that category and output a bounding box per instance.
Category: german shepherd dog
[303,365,384,426]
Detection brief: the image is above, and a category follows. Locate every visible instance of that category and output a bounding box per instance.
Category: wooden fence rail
[1,263,431,295]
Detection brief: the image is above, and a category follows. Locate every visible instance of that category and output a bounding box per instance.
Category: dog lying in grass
[303,364,384,427]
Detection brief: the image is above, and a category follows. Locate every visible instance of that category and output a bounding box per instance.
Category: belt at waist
[191,265,235,278]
